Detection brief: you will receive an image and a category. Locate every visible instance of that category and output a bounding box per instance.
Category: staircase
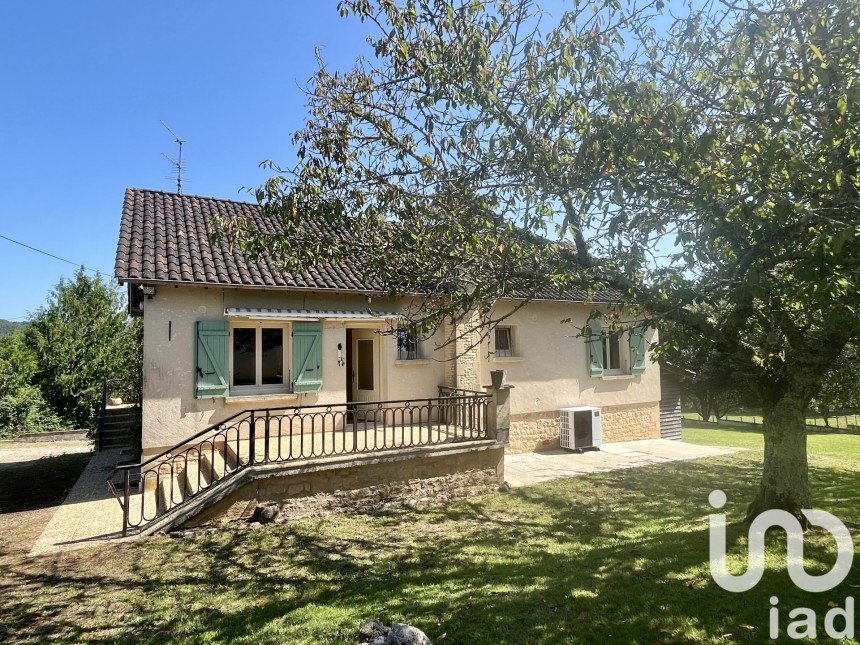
[99,405,138,451]
[96,380,141,454]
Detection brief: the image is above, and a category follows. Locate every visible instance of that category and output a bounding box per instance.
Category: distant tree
[678,354,745,423]
[27,270,141,431]
[812,344,860,424]
[658,314,752,422]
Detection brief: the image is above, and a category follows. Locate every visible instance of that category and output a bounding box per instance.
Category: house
[108,188,669,534]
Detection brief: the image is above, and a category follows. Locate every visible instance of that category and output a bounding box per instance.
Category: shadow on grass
[1,454,858,643]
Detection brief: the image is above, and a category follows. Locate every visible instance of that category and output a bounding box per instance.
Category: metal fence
[685,409,860,430]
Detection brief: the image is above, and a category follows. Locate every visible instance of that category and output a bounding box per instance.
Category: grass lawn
[683,420,860,464]
[1,431,858,643]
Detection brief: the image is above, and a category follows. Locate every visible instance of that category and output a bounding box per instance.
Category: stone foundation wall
[182,445,504,528]
[600,401,661,443]
[507,401,661,453]
[509,413,560,453]
[272,468,498,520]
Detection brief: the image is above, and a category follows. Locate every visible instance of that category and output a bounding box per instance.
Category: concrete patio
[504,438,735,487]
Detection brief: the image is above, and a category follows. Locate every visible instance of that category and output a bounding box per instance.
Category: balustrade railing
[108,393,491,535]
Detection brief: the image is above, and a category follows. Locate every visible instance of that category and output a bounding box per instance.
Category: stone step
[102,425,133,434]
[183,457,211,495]
[223,441,242,469]
[103,421,136,428]
[103,413,137,422]
[153,459,189,515]
[200,446,233,483]
[104,414,137,423]
[102,437,133,446]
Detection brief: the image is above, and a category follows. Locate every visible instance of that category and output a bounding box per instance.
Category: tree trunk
[746,396,811,525]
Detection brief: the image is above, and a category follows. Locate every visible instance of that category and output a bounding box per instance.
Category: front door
[351,329,380,404]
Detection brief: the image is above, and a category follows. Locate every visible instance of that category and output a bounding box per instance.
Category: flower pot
[490,370,507,389]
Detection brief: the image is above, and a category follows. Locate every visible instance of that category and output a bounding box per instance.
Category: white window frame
[493,325,516,358]
[229,321,292,395]
[602,330,631,376]
[395,326,422,360]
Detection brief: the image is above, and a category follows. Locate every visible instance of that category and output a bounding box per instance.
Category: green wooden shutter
[587,320,604,377]
[630,326,647,374]
[292,321,323,393]
[195,320,229,398]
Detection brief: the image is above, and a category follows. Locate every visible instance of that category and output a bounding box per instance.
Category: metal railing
[438,386,488,428]
[108,393,491,535]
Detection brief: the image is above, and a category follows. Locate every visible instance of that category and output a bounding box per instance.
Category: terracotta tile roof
[115,188,619,302]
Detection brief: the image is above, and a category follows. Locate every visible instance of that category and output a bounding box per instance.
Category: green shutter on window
[292,321,323,393]
[630,326,647,374]
[587,320,604,377]
[195,320,229,398]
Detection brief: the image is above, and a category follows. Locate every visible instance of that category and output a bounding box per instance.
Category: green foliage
[0,331,60,437]
[26,270,141,431]
[0,384,62,438]
[0,318,25,339]
[216,0,651,339]
[812,343,860,422]
[0,270,141,436]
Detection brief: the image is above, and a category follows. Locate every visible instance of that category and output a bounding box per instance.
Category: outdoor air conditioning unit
[559,406,602,451]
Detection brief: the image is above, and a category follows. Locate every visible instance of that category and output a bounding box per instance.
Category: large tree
[27,270,142,430]
[223,0,859,521]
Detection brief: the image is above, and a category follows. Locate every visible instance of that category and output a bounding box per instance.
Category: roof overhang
[224,307,400,322]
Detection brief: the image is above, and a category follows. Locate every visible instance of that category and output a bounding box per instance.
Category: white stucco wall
[475,300,661,417]
[140,286,448,453]
[140,286,660,453]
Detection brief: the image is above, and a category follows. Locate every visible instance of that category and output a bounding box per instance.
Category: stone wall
[271,468,498,521]
[600,401,661,443]
[507,401,660,453]
[509,413,560,453]
[453,311,482,391]
[182,445,504,528]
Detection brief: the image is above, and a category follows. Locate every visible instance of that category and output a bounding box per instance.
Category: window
[602,331,629,375]
[396,327,421,360]
[494,326,514,358]
[230,324,289,394]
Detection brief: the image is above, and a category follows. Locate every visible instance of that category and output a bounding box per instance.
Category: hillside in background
[0,319,25,338]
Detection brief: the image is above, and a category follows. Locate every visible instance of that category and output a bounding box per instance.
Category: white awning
[224,307,400,322]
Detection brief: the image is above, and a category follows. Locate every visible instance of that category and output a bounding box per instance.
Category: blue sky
[0,1,373,320]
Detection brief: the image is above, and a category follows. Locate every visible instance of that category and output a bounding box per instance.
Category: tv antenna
[161,120,185,194]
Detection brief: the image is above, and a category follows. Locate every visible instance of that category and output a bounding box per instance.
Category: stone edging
[12,430,89,443]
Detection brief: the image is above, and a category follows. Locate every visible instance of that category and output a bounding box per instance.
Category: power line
[0,233,110,275]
